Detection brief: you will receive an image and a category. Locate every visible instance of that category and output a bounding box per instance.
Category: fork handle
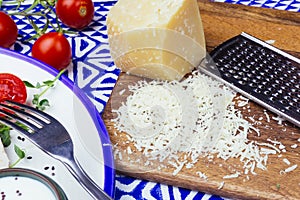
[62,155,113,200]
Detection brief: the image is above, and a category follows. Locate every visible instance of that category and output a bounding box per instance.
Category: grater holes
[224,72,231,78]
[269,96,275,102]
[246,73,254,79]
[291,94,299,101]
[224,63,231,69]
[256,83,264,91]
[275,79,283,85]
[271,92,282,98]
[208,34,300,127]
[285,106,292,111]
[218,66,225,72]
[238,80,247,85]
[288,101,298,108]
[233,65,240,71]
[233,74,241,80]
[229,69,236,74]
[251,78,260,84]
[264,90,271,96]
[242,77,249,83]
[249,82,258,88]
[291,97,299,104]
[283,95,291,100]
[253,88,262,94]
[279,99,289,106]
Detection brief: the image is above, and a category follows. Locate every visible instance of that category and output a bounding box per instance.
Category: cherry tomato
[56,0,94,29]
[32,32,71,71]
[0,73,27,103]
[0,12,18,48]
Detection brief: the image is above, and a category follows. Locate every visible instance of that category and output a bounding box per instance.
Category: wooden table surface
[103,1,300,199]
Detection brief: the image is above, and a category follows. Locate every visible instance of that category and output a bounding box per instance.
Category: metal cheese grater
[199,32,300,128]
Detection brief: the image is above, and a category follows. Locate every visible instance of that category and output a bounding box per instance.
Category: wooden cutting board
[103,1,300,199]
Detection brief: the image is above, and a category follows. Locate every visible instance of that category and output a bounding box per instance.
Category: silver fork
[0,100,113,200]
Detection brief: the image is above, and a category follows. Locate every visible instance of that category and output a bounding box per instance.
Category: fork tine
[0,115,32,136]
[0,107,38,133]
[5,100,59,123]
[0,101,50,126]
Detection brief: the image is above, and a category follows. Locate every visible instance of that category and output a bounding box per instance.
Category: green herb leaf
[32,94,40,105]
[37,99,50,111]
[9,145,26,168]
[14,145,25,159]
[43,80,54,86]
[0,124,11,147]
[23,81,35,88]
[25,68,66,110]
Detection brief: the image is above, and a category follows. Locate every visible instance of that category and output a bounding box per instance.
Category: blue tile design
[3,0,298,199]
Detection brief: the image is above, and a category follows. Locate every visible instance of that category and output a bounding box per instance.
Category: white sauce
[0,176,57,200]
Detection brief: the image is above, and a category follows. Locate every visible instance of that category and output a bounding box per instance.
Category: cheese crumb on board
[283,158,291,165]
[106,0,206,81]
[112,72,284,177]
[291,144,298,149]
[223,172,240,179]
[196,171,208,180]
[218,181,225,190]
[280,164,298,174]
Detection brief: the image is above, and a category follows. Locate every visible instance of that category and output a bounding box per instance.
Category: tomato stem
[38,68,66,99]
[26,68,67,110]
[5,0,70,41]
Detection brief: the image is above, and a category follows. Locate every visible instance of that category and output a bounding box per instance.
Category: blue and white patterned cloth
[216,0,300,12]
[4,0,299,199]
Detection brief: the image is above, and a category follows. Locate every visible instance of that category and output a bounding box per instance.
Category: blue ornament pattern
[215,0,300,12]
[4,0,298,199]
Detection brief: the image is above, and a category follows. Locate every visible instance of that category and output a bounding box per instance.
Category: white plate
[0,47,115,199]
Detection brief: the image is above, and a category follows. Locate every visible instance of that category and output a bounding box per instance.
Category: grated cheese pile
[112,71,289,177]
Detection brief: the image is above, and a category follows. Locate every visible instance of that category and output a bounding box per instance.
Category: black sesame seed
[51,166,55,170]
[44,166,49,170]
[26,156,32,160]
[17,136,25,141]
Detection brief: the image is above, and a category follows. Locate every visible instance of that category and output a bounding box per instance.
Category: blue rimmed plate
[0,47,115,199]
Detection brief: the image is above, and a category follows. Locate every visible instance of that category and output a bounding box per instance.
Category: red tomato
[56,0,94,29]
[0,12,18,48]
[31,32,71,71]
[0,73,27,103]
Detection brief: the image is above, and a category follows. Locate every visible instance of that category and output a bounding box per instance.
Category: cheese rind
[115,49,193,81]
[107,0,206,81]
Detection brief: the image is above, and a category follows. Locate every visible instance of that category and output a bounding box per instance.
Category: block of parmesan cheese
[107,0,206,81]
[0,141,9,169]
